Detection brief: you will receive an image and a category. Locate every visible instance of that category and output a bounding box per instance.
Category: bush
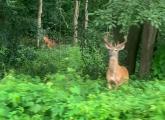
[152,32,165,79]
[80,29,107,79]
[0,72,164,120]
[0,47,8,78]
[18,45,83,78]
[0,45,37,78]
[0,45,82,79]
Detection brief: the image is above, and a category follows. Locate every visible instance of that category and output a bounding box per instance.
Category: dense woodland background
[0,0,165,119]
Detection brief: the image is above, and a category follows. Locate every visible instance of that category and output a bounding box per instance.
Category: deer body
[43,36,56,48]
[106,56,129,89]
[104,33,129,89]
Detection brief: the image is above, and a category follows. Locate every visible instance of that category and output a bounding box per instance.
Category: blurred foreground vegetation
[0,69,165,119]
[0,46,164,119]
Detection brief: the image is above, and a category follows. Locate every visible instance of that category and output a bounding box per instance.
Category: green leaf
[30,104,42,113]
[69,86,80,95]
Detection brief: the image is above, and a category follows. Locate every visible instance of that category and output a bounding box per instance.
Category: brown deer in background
[104,33,129,89]
[43,35,56,48]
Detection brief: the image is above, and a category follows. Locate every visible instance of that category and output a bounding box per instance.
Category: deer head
[104,33,127,58]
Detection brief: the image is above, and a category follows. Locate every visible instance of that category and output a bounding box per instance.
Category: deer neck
[108,56,119,72]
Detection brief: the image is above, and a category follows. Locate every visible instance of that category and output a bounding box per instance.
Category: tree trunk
[125,25,142,74]
[84,0,88,29]
[73,0,80,45]
[139,22,158,77]
[37,0,43,48]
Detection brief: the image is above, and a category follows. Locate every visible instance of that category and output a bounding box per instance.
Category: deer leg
[114,81,119,90]
[108,83,112,89]
[114,84,119,90]
[107,81,112,89]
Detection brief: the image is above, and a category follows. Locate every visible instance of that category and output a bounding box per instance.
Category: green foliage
[0,45,83,79]
[1,0,37,38]
[10,45,37,67]
[0,0,74,47]
[18,46,83,78]
[80,30,107,79]
[43,0,73,34]
[0,72,165,119]
[152,26,165,79]
[0,45,37,78]
[152,46,165,79]
[91,0,165,32]
[0,47,8,77]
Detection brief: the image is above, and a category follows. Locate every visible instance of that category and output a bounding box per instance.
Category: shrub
[0,45,37,78]
[0,47,8,78]
[152,34,165,79]
[18,45,83,78]
[80,29,107,79]
[0,72,164,120]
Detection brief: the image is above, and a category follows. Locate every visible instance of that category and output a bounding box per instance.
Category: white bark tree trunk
[37,0,43,48]
[73,0,80,45]
[84,0,88,29]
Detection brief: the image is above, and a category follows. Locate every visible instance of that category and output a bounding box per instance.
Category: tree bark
[84,0,88,29]
[139,22,158,77]
[73,0,80,45]
[37,0,43,48]
[125,25,142,74]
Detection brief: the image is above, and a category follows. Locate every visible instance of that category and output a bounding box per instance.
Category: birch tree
[84,0,88,29]
[37,0,43,48]
[73,0,80,45]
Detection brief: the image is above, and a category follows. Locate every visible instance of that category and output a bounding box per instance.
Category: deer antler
[103,32,113,47]
[116,35,127,47]
[123,35,127,43]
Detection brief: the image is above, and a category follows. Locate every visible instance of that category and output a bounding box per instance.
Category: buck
[104,33,129,89]
[43,35,56,48]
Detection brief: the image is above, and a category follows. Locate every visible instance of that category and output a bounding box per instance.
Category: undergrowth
[17,45,83,78]
[0,71,164,120]
[0,45,164,119]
